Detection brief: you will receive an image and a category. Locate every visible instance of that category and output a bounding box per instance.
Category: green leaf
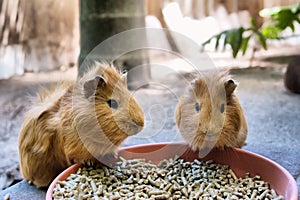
[222,31,229,51]
[291,3,300,14]
[202,38,212,46]
[261,26,281,38]
[259,6,282,17]
[202,31,225,51]
[214,34,221,50]
[259,3,300,17]
[225,27,244,58]
[260,3,300,33]
[241,36,251,55]
[250,18,257,28]
[256,31,267,50]
[275,9,296,30]
[289,22,295,32]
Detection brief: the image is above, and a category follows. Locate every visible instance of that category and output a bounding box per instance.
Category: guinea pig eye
[220,103,225,113]
[107,99,118,109]
[195,102,201,113]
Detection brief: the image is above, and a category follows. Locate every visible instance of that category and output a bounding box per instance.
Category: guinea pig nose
[131,122,143,133]
[134,117,144,128]
[206,132,220,137]
[132,118,144,133]
[128,97,144,133]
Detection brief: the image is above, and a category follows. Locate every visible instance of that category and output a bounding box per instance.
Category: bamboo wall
[146,0,299,28]
[0,0,79,79]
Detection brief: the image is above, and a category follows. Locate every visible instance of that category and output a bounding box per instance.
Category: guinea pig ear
[83,75,106,98]
[225,79,237,96]
[121,70,128,87]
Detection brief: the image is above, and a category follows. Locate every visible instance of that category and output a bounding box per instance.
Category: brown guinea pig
[175,70,247,151]
[18,62,144,187]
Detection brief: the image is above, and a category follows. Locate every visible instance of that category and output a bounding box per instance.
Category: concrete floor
[0,60,299,199]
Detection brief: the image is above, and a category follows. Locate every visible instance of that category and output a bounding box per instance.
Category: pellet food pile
[53,157,284,200]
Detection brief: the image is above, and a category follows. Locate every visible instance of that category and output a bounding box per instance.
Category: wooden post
[79,0,150,89]
[238,0,264,27]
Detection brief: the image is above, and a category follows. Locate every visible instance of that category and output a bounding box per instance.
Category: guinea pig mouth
[204,132,220,141]
[126,123,143,136]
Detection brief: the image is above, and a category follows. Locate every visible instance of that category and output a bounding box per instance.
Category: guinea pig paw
[87,160,94,166]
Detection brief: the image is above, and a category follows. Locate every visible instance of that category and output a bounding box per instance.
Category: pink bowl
[46,142,298,200]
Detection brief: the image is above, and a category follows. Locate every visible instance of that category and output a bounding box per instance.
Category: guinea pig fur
[175,70,247,151]
[18,63,144,187]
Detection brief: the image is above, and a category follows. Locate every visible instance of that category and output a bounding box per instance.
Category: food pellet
[3,193,10,200]
[53,157,284,199]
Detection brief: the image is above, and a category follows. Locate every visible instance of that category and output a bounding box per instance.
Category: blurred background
[1,0,300,79]
[0,0,299,194]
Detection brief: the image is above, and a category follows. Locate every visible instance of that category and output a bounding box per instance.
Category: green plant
[202,3,300,58]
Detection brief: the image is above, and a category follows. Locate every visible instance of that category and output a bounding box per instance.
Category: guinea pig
[18,62,144,187]
[175,70,247,151]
